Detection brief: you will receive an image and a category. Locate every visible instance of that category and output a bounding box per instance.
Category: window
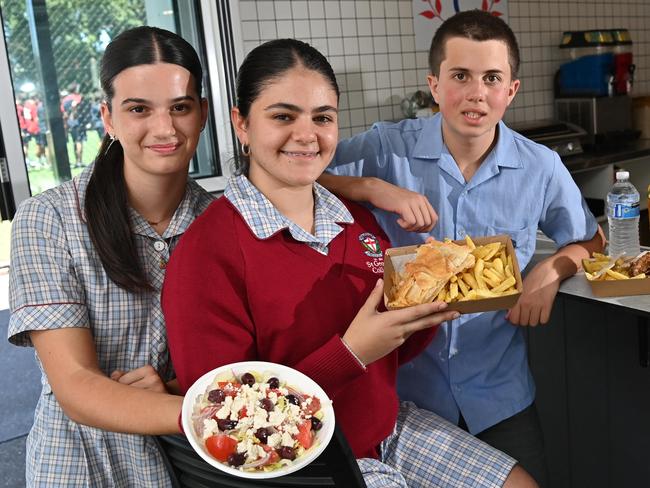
[0,0,240,207]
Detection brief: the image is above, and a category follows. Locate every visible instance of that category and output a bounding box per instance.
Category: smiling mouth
[281,151,319,158]
[147,143,181,154]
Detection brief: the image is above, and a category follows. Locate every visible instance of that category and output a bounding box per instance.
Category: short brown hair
[428,10,520,79]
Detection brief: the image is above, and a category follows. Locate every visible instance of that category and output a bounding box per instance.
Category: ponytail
[85,135,153,292]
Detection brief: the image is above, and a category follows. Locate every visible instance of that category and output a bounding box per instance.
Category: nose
[465,78,487,102]
[292,116,317,144]
[151,110,176,138]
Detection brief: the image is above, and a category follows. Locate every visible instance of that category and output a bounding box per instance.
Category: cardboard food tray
[585,274,650,298]
[383,235,523,314]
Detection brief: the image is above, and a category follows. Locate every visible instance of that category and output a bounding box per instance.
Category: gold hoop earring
[241,144,250,156]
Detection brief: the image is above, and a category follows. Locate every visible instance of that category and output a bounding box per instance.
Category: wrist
[177,409,185,435]
[340,336,367,370]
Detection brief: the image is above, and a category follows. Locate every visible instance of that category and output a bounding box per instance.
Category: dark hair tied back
[234,38,339,175]
[85,26,203,292]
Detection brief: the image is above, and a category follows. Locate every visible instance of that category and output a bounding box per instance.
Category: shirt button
[457,229,465,237]
[154,240,167,252]
[157,343,167,353]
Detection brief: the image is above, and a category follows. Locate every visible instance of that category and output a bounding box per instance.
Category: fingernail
[453,312,460,319]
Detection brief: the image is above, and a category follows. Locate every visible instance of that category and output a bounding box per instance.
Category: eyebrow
[448,67,505,74]
[120,95,196,106]
[264,102,338,113]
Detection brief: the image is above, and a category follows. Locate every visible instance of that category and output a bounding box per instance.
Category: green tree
[0,0,145,96]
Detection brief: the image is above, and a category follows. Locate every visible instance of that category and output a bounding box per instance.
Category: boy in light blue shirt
[320,10,605,487]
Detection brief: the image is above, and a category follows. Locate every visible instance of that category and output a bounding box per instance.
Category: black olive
[277,446,296,460]
[286,394,300,406]
[216,418,238,431]
[227,452,246,467]
[240,372,255,386]
[207,389,225,403]
[311,417,322,431]
[267,377,280,389]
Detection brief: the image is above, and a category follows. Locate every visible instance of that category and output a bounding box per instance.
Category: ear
[427,74,440,105]
[506,78,521,107]
[100,101,114,136]
[230,107,248,145]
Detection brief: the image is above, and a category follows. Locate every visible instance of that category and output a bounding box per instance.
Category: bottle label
[613,202,640,219]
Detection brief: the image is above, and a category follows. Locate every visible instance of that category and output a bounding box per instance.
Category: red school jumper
[162,196,439,459]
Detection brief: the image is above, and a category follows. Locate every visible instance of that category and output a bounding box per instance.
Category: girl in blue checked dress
[8,27,212,486]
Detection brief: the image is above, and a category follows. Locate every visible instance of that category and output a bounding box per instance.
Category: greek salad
[191,370,327,472]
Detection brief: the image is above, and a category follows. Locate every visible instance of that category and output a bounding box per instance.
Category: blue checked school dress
[8,165,213,487]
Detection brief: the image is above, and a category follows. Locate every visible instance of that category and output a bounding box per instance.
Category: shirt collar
[224,174,353,252]
[129,178,202,238]
[411,113,523,170]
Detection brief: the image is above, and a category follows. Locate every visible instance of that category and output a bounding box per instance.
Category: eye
[128,105,146,114]
[485,74,501,84]
[272,113,293,122]
[453,72,466,81]
[314,114,335,124]
[171,103,190,113]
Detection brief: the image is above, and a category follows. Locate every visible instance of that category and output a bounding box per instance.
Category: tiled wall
[236,0,650,138]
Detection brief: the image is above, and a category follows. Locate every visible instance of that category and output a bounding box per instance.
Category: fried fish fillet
[389,241,476,308]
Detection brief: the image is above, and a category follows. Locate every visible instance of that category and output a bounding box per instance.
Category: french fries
[435,235,519,303]
[582,252,647,281]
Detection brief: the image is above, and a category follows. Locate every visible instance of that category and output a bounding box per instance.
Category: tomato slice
[295,420,313,449]
[218,381,241,397]
[302,396,321,415]
[266,450,280,465]
[205,434,238,462]
[238,406,248,419]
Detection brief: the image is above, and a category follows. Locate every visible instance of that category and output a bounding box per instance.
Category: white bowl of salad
[182,361,335,479]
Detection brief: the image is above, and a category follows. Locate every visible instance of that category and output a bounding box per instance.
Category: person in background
[61,83,87,168]
[90,91,106,141]
[34,95,48,167]
[319,10,605,487]
[163,38,537,488]
[7,26,211,487]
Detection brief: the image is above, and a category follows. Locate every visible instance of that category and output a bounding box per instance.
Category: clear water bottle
[607,170,640,257]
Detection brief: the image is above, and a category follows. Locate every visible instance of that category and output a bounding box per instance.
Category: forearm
[545,225,606,280]
[60,368,182,434]
[31,327,182,435]
[317,173,379,202]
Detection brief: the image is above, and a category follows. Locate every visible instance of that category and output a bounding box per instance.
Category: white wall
[236,0,650,138]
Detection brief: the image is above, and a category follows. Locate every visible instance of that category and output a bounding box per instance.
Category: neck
[123,165,187,235]
[248,171,315,235]
[442,123,498,182]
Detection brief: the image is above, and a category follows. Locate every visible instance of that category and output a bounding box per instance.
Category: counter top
[563,140,650,173]
[531,235,650,316]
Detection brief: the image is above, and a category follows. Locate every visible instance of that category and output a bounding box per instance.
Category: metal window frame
[196,0,243,193]
[0,11,30,208]
[0,1,243,207]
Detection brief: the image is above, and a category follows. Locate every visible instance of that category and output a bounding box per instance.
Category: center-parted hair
[428,10,520,79]
[85,26,204,292]
[234,38,339,174]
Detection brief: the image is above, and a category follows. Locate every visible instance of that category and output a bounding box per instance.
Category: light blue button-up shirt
[328,113,598,434]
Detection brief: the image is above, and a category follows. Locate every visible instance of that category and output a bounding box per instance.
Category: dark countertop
[563,140,650,173]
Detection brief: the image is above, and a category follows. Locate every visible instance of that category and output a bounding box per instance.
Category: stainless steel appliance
[555,96,634,145]
[509,119,587,157]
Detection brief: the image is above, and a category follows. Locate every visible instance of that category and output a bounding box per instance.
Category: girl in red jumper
[162,39,536,488]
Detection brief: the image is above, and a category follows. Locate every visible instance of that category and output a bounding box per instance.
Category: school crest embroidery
[359,232,382,258]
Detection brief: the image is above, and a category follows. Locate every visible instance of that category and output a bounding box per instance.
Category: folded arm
[31,327,182,434]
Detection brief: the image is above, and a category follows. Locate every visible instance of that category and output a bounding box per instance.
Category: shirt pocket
[484,224,536,271]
